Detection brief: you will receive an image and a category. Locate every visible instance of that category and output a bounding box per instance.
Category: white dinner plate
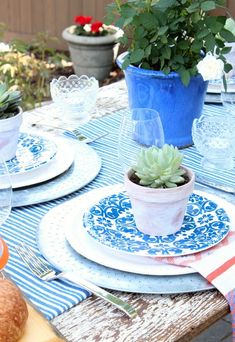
[10,133,74,189]
[64,186,193,276]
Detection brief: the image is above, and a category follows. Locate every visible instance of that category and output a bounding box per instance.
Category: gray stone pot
[62,26,123,81]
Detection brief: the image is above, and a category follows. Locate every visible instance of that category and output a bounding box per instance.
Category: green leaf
[201,1,216,11]
[120,4,136,19]
[179,69,191,86]
[197,29,210,39]
[139,12,157,30]
[204,34,216,51]
[220,28,235,43]
[186,3,199,13]
[224,63,233,73]
[129,49,145,64]
[177,40,189,50]
[158,26,168,36]
[121,56,131,70]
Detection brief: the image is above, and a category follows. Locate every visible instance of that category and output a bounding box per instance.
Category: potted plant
[62,15,123,81]
[124,144,195,236]
[106,0,235,147]
[0,83,22,161]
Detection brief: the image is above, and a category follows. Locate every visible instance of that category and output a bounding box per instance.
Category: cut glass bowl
[50,75,99,124]
[192,114,235,171]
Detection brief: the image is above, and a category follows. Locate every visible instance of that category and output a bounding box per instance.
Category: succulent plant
[132,144,186,188]
[0,83,22,119]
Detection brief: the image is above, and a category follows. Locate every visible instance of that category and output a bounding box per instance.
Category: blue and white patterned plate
[6,133,57,175]
[83,192,230,257]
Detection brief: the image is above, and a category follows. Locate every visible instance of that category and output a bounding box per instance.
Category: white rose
[83,24,91,33]
[197,53,224,81]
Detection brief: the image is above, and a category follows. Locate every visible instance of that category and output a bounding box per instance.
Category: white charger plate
[39,184,235,278]
[10,134,74,189]
[12,135,102,207]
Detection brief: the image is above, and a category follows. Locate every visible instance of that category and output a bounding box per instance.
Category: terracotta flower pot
[0,107,23,162]
[62,27,123,81]
[124,166,195,236]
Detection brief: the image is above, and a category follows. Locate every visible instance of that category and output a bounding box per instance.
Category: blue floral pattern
[7,133,57,174]
[83,192,230,257]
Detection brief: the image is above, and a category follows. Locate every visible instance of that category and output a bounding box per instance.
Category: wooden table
[24,80,231,342]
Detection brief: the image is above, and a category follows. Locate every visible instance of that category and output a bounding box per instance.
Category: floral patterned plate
[83,192,230,257]
[6,132,57,175]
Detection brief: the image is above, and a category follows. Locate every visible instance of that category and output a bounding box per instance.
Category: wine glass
[0,160,12,227]
[221,76,235,116]
[118,108,165,172]
[0,160,12,271]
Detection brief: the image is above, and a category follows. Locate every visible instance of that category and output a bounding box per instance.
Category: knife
[196,176,235,195]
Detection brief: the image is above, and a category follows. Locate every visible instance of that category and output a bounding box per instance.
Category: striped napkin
[158,231,235,340]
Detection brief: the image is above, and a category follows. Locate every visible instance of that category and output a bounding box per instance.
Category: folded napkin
[158,231,235,340]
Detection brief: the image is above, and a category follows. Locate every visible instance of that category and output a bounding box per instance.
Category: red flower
[74,15,92,26]
[91,21,103,33]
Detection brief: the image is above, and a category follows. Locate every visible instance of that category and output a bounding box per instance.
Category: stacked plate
[10,131,101,207]
[38,183,235,294]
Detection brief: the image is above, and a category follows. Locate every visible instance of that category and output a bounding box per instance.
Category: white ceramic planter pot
[124,167,195,236]
[0,107,23,162]
[62,27,122,81]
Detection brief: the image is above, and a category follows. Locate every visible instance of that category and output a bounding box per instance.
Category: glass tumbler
[192,114,235,171]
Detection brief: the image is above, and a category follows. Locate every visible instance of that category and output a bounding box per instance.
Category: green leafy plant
[132,144,186,188]
[106,0,235,85]
[0,83,22,119]
[0,29,69,110]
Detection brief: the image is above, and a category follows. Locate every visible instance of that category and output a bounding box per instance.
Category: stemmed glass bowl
[192,114,235,171]
[50,74,99,125]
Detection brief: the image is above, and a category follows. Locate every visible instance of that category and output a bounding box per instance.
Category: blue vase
[117,52,208,148]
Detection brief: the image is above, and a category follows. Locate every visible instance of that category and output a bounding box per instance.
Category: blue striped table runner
[2,103,234,320]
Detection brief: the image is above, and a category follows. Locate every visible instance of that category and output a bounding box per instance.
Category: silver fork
[15,243,138,319]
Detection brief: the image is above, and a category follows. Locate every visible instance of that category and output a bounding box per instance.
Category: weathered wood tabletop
[24,80,231,342]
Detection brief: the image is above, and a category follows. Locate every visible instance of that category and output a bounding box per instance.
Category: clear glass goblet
[192,114,235,171]
[118,108,165,172]
[221,76,235,116]
[0,160,12,227]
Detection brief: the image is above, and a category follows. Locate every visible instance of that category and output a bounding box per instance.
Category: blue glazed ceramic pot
[117,52,208,147]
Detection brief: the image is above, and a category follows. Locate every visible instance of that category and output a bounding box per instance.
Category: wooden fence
[0,0,234,50]
[0,0,111,50]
